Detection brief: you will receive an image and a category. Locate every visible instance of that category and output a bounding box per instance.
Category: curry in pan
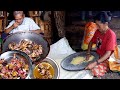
[33,62,54,79]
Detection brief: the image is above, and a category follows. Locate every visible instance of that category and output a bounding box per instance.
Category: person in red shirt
[85,11,117,77]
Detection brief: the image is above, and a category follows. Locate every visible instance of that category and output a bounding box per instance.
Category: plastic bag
[81,22,97,50]
[47,37,76,60]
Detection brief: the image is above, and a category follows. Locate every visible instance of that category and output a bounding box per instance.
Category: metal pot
[0,50,33,79]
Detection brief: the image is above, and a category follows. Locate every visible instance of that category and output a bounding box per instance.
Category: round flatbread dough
[70,55,94,65]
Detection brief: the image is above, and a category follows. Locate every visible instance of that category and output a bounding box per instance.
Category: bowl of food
[31,57,60,79]
[0,50,32,79]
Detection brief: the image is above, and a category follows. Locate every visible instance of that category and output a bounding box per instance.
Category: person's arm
[86,41,93,54]
[5,21,19,34]
[29,18,43,34]
[30,29,43,34]
[86,41,93,60]
[86,30,98,60]
[97,51,111,63]
[85,51,111,70]
[4,25,14,34]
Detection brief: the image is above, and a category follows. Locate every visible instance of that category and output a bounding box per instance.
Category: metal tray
[60,51,99,71]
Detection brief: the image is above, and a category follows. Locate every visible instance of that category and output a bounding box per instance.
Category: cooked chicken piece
[46,65,50,70]
[19,74,26,79]
[38,45,42,50]
[29,52,36,57]
[16,62,22,68]
[27,40,32,44]
[46,70,51,75]
[38,63,44,69]
[8,74,13,79]
[8,42,17,50]
[20,40,28,45]
[0,59,5,64]
[5,65,9,69]
[44,65,50,70]
[8,63,14,69]
[40,69,46,75]
[24,65,29,71]
[3,74,9,79]
[13,77,18,79]
[13,44,19,50]
[12,71,18,77]
[2,61,7,66]
[1,67,8,74]
[48,74,52,79]
[19,40,29,49]
[22,48,31,55]
[13,66,19,71]
[0,64,3,70]
[32,44,39,50]
[27,44,33,48]
[42,75,48,79]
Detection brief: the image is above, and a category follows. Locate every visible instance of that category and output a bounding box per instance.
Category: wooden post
[28,11,53,45]
[54,11,65,37]
[0,19,3,32]
[3,11,7,31]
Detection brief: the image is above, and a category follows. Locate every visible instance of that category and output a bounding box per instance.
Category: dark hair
[106,11,112,17]
[86,15,94,22]
[94,11,111,23]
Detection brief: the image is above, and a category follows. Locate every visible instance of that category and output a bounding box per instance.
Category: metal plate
[30,57,60,79]
[60,51,99,71]
[0,50,33,79]
[2,32,50,62]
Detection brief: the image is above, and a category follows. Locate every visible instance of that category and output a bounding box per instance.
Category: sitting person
[2,11,43,39]
[85,11,117,78]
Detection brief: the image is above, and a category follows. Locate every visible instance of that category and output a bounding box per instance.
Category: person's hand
[12,22,19,29]
[86,54,91,61]
[85,62,97,70]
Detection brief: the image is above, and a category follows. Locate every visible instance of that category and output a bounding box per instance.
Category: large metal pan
[2,32,50,62]
[0,50,33,79]
[60,51,99,71]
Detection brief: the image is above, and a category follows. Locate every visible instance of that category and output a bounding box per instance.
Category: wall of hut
[0,11,120,52]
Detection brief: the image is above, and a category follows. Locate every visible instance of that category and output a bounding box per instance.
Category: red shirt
[91,29,117,57]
